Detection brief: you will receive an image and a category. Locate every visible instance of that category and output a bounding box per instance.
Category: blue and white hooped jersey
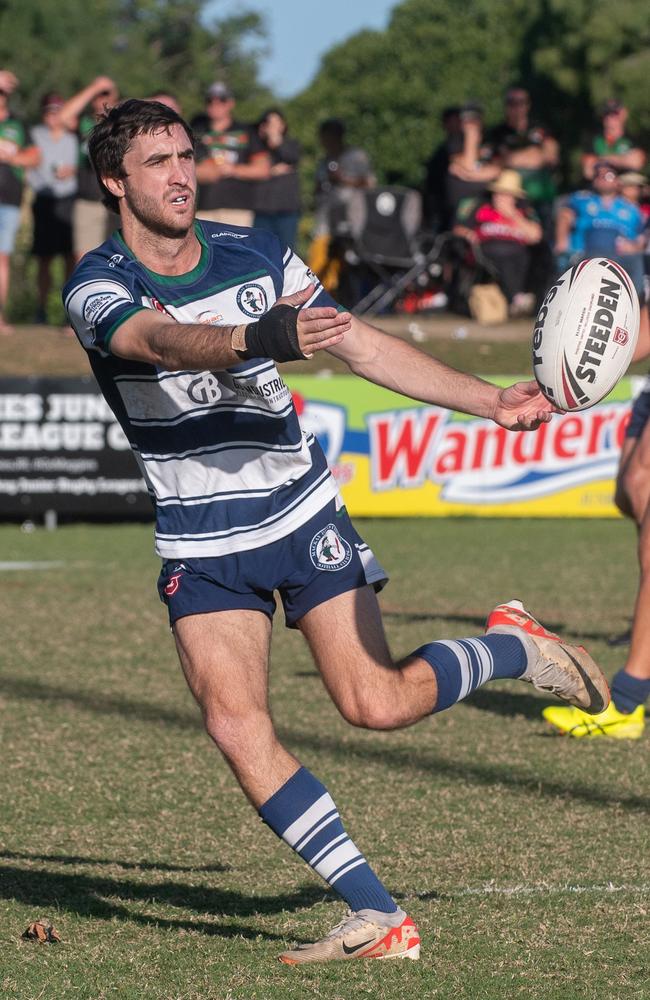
[63,220,340,558]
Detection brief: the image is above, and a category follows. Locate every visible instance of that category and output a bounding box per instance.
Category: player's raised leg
[298,587,608,732]
[172,608,419,964]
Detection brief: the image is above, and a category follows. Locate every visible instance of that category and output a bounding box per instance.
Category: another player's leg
[172,608,419,964]
[543,397,650,738]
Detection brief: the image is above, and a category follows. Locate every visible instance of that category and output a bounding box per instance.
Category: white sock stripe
[308,832,348,867]
[465,637,493,686]
[313,840,364,882]
[328,856,367,885]
[282,793,338,848]
[436,639,473,700]
[293,811,341,853]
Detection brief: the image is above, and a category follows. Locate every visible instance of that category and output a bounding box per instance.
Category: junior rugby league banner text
[288,375,646,518]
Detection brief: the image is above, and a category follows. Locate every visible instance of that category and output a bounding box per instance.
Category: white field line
[445,882,650,899]
[0,561,65,570]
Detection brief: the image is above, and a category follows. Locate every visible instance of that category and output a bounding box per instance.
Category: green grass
[1,519,649,1000]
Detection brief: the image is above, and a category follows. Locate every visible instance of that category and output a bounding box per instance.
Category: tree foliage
[0,0,271,122]
[288,0,650,190]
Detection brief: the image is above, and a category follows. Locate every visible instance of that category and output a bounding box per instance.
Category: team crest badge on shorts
[237,283,268,317]
[309,524,352,571]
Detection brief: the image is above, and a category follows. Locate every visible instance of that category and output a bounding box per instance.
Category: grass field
[1,517,649,1000]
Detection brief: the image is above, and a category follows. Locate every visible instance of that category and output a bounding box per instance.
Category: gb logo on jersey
[237,283,268,317]
[187,373,221,404]
[309,524,352,572]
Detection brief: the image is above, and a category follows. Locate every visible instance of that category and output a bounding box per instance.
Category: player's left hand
[493,380,559,430]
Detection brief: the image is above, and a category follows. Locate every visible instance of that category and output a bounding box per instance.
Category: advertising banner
[0,373,644,519]
[287,374,645,518]
[0,377,151,517]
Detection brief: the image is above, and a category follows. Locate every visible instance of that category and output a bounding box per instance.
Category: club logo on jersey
[187,373,221,404]
[309,524,352,571]
[237,283,268,317]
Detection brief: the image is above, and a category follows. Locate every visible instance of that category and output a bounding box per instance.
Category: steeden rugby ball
[532,257,639,411]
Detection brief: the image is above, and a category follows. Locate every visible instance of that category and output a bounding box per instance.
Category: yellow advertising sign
[286,375,646,517]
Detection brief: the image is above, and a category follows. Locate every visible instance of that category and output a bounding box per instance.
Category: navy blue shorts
[627,377,650,439]
[157,498,388,628]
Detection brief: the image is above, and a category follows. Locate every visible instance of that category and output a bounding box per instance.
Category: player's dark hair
[88,98,195,214]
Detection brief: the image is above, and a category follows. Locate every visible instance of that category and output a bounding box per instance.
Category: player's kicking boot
[279,908,420,964]
[542,702,645,739]
[486,599,609,714]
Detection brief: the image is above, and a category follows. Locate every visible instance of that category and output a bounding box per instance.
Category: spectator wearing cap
[0,69,40,335]
[454,169,542,311]
[253,108,301,248]
[555,161,646,295]
[58,75,120,259]
[485,87,559,239]
[194,82,270,228]
[28,92,78,324]
[582,100,646,182]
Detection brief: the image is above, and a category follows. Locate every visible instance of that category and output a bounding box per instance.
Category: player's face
[118,124,197,237]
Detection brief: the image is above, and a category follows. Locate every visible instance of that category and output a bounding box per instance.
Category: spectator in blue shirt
[555,161,645,295]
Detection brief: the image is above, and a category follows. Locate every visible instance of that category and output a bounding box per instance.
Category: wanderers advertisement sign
[0,374,644,519]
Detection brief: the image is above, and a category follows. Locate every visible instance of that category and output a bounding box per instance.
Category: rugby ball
[532,258,639,411]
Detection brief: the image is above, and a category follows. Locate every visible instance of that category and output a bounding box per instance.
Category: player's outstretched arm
[109,286,350,369]
[328,315,555,431]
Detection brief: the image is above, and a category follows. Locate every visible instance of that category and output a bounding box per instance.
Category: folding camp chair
[341,186,446,316]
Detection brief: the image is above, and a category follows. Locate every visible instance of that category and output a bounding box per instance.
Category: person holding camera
[445,103,500,223]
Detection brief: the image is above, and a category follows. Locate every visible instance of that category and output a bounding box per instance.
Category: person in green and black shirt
[193,81,270,228]
[0,69,40,335]
[58,75,120,260]
[582,99,646,183]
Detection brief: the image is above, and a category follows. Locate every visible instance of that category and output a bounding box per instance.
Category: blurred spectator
[253,108,301,248]
[618,171,647,208]
[485,87,559,238]
[309,118,375,290]
[582,100,646,181]
[28,92,78,323]
[0,70,40,335]
[58,76,120,259]
[147,92,182,115]
[422,105,461,231]
[454,169,542,312]
[445,103,499,223]
[555,161,646,295]
[194,81,270,228]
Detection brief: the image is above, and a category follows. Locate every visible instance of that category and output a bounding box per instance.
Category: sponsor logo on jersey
[196,310,224,325]
[187,373,222,404]
[237,283,268,317]
[309,524,352,571]
[210,231,249,239]
[107,254,124,269]
[83,292,120,325]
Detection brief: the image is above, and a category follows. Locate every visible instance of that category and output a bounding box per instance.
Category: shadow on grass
[2,674,648,815]
[0,850,229,873]
[0,862,326,940]
[464,688,547,721]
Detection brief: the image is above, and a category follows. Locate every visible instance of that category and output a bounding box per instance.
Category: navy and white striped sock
[260,766,397,914]
[414,633,527,713]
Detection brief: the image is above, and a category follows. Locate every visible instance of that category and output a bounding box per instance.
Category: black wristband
[238,304,308,362]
